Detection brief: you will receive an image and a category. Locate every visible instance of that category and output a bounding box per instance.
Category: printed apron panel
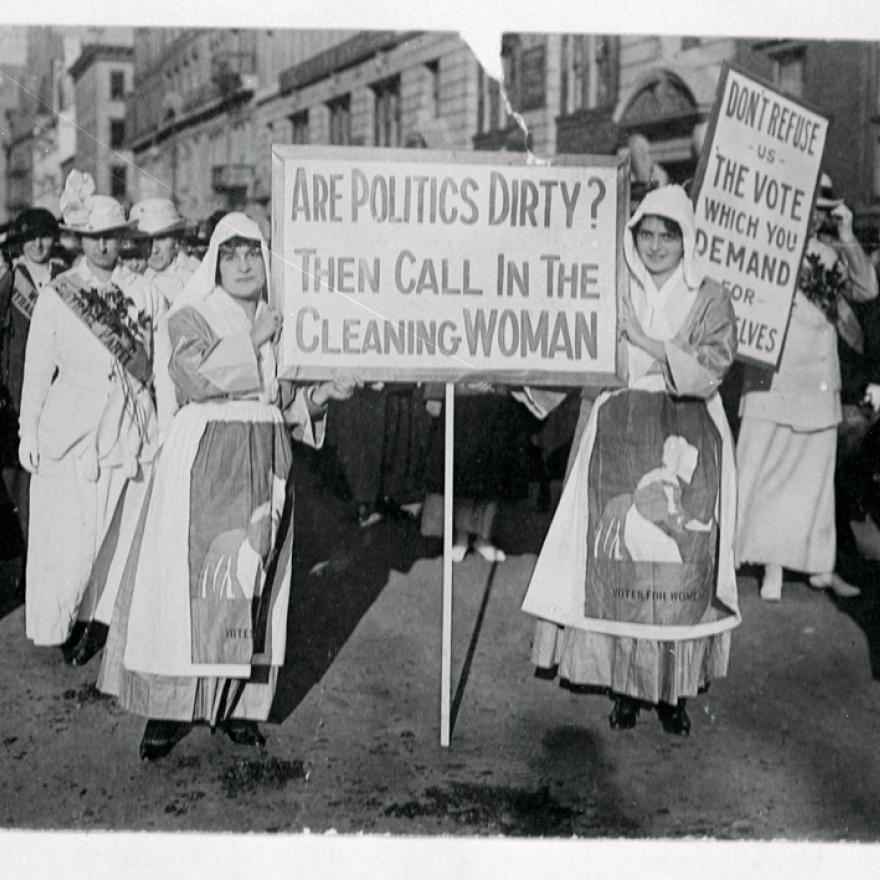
[188,420,292,665]
[585,389,722,627]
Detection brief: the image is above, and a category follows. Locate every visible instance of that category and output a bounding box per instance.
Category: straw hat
[58,170,135,236]
[815,172,844,210]
[129,198,187,237]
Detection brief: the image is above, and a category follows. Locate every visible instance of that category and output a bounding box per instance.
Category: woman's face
[634,216,684,279]
[22,236,55,265]
[81,234,121,271]
[149,235,178,272]
[218,241,265,300]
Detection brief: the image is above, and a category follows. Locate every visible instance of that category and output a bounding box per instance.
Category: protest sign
[271,146,628,386]
[691,62,830,369]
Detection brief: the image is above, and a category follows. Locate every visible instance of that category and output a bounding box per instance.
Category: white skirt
[735,417,836,573]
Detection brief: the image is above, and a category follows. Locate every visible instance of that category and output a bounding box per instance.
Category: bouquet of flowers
[798,251,847,324]
[69,282,153,384]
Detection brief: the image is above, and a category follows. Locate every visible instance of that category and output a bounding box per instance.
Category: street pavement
[2,446,880,841]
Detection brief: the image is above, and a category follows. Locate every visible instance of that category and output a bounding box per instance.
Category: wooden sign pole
[440,382,454,747]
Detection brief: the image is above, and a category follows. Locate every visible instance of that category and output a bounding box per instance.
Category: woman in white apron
[98,213,355,760]
[520,185,739,736]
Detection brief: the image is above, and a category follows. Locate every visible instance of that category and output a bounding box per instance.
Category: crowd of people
[0,158,878,760]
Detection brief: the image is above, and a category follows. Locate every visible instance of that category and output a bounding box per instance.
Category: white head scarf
[167,212,270,317]
[155,212,272,436]
[623,185,703,382]
[625,184,702,292]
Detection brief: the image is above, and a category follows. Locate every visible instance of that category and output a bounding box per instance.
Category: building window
[560,34,618,116]
[477,65,504,134]
[109,118,125,149]
[771,46,805,99]
[110,164,127,199]
[290,110,309,145]
[372,77,401,147]
[425,60,440,119]
[327,95,351,146]
[110,70,125,100]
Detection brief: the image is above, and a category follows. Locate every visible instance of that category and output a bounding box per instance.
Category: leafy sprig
[798,252,847,324]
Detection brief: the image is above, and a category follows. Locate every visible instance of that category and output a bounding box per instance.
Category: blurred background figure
[118,233,150,275]
[129,198,200,305]
[420,382,536,562]
[0,207,66,563]
[736,174,878,601]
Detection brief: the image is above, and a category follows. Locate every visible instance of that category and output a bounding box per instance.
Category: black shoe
[657,700,691,736]
[70,622,108,667]
[609,695,640,730]
[139,720,191,761]
[60,621,88,664]
[221,719,266,747]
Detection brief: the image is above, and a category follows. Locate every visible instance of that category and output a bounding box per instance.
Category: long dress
[19,260,163,645]
[0,255,67,542]
[521,186,739,705]
[98,284,323,724]
[736,237,878,573]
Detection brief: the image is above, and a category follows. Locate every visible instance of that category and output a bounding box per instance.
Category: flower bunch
[798,251,847,324]
[76,283,152,357]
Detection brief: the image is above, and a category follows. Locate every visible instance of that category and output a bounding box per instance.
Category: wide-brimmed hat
[58,170,135,236]
[816,172,844,210]
[129,198,187,237]
[9,207,59,244]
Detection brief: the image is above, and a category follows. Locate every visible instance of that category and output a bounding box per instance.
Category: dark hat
[11,208,59,244]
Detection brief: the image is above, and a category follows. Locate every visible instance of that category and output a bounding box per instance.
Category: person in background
[328,381,429,527]
[118,233,150,276]
[736,173,878,601]
[0,208,67,552]
[420,382,535,562]
[129,198,199,305]
[18,171,165,665]
[97,213,356,760]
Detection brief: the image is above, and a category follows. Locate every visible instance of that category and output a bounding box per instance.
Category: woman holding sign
[520,185,739,736]
[97,213,355,760]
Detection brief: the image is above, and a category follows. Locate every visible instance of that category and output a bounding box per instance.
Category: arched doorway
[616,70,703,184]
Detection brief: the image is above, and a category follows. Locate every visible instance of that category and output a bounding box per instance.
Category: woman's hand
[311,377,359,407]
[251,306,282,349]
[18,435,39,474]
[618,295,645,345]
[619,295,665,360]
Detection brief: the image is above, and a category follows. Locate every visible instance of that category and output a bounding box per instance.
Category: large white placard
[272,146,628,386]
[692,63,830,369]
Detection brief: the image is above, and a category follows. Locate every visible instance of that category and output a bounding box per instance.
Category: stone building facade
[116,27,880,241]
[69,43,134,202]
[127,28,353,221]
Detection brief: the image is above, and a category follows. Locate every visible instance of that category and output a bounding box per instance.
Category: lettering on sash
[11,271,39,321]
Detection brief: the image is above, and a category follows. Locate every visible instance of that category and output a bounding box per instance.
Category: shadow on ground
[269,446,441,723]
[833,553,880,679]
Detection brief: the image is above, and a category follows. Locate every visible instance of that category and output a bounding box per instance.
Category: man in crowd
[129,197,199,304]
